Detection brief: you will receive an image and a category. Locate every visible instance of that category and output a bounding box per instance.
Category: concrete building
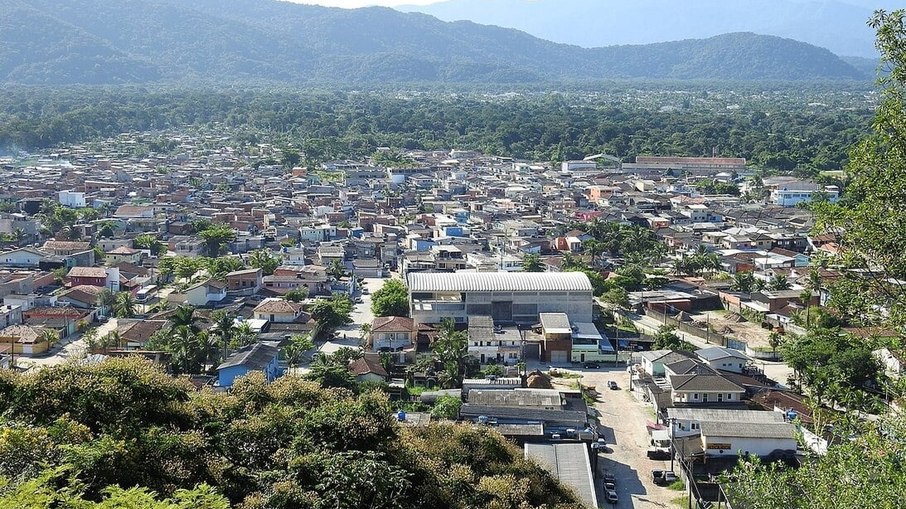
[58,190,86,208]
[408,272,593,325]
[770,182,839,207]
[524,443,598,509]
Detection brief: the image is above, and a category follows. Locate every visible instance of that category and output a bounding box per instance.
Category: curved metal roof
[408,271,593,293]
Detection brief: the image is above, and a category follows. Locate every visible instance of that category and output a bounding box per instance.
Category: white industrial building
[408,272,593,325]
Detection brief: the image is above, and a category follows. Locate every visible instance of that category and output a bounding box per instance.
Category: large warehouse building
[407,272,593,325]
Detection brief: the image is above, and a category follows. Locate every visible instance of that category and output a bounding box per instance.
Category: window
[702,393,709,402]
[726,393,733,400]
[691,423,698,430]
[718,393,723,402]
[693,393,699,400]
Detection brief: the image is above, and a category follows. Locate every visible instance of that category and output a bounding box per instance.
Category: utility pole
[669,417,676,472]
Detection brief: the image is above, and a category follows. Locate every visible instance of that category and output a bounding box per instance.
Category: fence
[645,308,728,347]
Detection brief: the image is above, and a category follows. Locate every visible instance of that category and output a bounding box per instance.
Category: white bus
[136,285,157,303]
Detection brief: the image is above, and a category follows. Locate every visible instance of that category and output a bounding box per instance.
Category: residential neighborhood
[0,133,898,509]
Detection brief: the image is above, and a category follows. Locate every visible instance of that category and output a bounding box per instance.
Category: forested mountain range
[402,0,898,58]
[0,0,868,85]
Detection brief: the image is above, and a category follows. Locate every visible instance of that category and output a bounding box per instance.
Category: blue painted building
[440,225,465,237]
[217,341,282,388]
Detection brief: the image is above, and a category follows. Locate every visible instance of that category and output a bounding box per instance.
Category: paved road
[318,277,384,355]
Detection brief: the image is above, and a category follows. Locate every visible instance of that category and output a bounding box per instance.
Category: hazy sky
[286,0,438,7]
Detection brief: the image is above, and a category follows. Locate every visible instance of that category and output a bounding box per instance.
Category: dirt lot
[690,310,773,349]
[578,367,685,509]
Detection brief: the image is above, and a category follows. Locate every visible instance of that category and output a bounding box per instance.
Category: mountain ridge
[400,0,898,58]
[0,0,869,85]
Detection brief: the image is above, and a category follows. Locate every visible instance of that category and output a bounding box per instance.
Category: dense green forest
[0,87,873,174]
[0,0,869,84]
[0,358,581,509]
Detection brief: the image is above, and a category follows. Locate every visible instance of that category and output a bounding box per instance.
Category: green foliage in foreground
[0,358,582,509]
[724,413,906,509]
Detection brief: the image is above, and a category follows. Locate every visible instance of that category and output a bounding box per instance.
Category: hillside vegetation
[0,0,867,84]
[0,358,582,509]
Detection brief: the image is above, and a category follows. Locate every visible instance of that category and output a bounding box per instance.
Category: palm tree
[248,249,279,275]
[431,318,470,388]
[768,274,791,291]
[768,331,783,360]
[231,321,257,350]
[12,227,27,247]
[196,331,220,372]
[169,305,198,332]
[359,323,372,348]
[583,239,604,267]
[170,327,200,374]
[521,253,544,272]
[198,224,236,257]
[113,292,136,318]
[40,328,59,347]
[96,288,117,317]
[210,310,236,360]
[327,260,346,280]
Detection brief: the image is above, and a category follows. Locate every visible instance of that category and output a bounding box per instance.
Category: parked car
[604,480,616,491]
[647,448,672,460]
[583,362,600,369]
[607,380,619,390]
[592,438,611,453]
[652,470,678,486]
[604,489,618,504]
[602,471,616,483]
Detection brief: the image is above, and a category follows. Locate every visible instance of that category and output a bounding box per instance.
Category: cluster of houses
[633,346,812,504]
[0,137,878,377]
[0,130,897,508]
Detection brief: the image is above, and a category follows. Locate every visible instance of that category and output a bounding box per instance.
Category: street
[577,366,682,509]
[318,276,384,356]
[16,317,119,370]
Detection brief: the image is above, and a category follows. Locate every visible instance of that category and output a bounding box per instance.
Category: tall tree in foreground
[726,11,906,507]
[816,9,906,331]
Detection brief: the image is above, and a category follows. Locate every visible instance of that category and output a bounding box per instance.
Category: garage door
[550,350,568,363]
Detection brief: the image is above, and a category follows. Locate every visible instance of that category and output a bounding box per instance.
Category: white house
[0,247,55,268]
[184,280,227,307]
[699,421,797,457]
[668,372,746,405]
[695,347,751,374]
[667,408,785,438]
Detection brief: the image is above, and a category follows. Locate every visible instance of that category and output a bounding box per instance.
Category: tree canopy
[0,358,582,508]
[370,279,410,317]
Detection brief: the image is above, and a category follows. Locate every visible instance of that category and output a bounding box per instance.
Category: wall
[702,435,796,457]
[218,365,249,388]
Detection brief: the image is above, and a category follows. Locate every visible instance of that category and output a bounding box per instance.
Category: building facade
[408,272,593,325]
